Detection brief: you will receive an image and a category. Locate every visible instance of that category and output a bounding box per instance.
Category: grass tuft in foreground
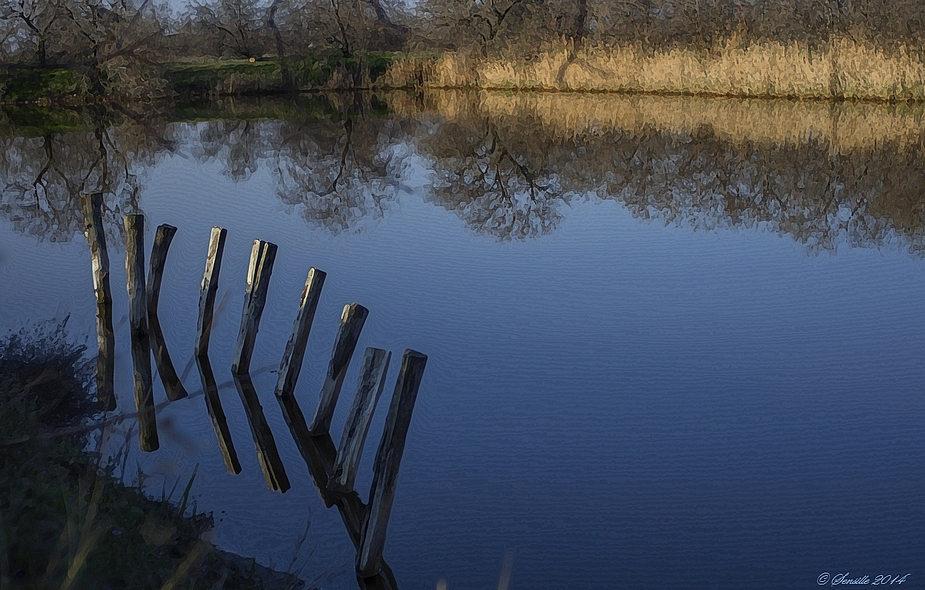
[0,321,310,590]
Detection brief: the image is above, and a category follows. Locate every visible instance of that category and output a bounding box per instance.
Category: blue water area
[1,103,923,589]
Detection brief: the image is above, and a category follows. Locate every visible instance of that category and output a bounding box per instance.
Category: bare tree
[189,0,266,58]
[31,0,169,97]
[0,0,66,64]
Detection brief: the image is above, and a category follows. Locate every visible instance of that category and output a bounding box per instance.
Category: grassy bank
[0,324,307,589]
[1,53,402,104]
[165,52,401,95]
[0,67,88,103]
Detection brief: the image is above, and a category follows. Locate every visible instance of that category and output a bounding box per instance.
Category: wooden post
[274,393,399,589]
[329,348,391,493]
[232,240,277,375]
[233,372,290,493]
[195,227,226,356]
[81,193,115,411]
[308,303,369,435]
[147,224,188,401]
[194,227,240,474]
[275,268,326,398]
[357,350,427,578]
[124,214,158,452]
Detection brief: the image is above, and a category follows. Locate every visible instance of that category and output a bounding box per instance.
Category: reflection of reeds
[389,39,925,102]
[401,89,925,251]
[393,89,925,153]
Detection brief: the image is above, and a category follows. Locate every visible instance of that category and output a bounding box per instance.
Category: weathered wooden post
[308,303,369,435]
[357,349,427,578]
[124,214,158,452]
[195,227,225,356]
[275,268,326,398]
[194,227,241,474]
[328,348,391,493]
[228,237,289,491]
[232,240,277,375]
[233,371,291,493]
[81,192,115,411]
[147,223,188,402]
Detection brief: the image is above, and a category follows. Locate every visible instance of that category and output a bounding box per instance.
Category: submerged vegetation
[0,323,307,589]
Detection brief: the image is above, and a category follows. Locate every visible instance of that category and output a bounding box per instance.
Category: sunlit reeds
[387,38,925,102]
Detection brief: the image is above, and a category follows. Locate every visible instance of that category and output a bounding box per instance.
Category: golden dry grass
[386,38,925,101]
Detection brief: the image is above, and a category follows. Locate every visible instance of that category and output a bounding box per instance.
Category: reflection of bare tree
[582,128,925,253]
[5,94,925,252]
[162,96,412,234]
[189,119,270,182]
[419,115,568,240]
[409,93,925,250]
[0,107,169,242]
[272,115,407,233]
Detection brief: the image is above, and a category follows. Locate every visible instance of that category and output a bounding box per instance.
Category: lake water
[2,91,924,589]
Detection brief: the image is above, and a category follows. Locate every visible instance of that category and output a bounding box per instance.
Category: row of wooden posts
[81,192,425,585]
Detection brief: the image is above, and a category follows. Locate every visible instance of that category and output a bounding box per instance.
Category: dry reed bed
[386,39,925,102]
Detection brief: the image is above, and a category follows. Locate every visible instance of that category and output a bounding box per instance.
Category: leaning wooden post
[357,350,427,578]
[308,303,369,435]
[147,223,188,401]
[329,348,391,493]
[232,240,277,375]
[81,192,115,411]
[275,268,326,398]
[124,214,158,452]
[194,227,241,474]
[233,371,291,493]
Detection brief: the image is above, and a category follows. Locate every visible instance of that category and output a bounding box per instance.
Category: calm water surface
[1,92,924,589]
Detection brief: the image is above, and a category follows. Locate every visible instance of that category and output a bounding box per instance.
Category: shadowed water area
[1,91,924,589]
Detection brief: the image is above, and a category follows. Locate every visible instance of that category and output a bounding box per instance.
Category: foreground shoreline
[0,327,309,589]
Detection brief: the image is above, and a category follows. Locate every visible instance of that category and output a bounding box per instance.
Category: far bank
[5,37,925,104]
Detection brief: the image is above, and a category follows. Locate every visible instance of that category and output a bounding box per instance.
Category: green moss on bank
[0,68,87,103]
[0,54,403,104]
[0,104,92,135]
[163,53,400,96]
[164,60,284,96]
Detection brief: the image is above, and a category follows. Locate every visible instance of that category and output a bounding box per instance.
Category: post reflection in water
[67,187,425,584]
[4,91,925,589]
[195,226,242,474]
[148,223,189,402]
[81,192,116,410]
